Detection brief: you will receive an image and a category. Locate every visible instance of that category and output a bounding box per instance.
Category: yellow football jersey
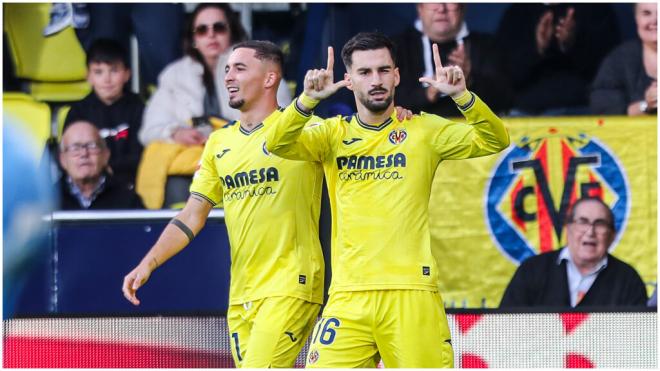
[266,92,509,294]
[191,109,325,305]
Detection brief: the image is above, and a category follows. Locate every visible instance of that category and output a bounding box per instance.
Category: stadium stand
[4,3,90,102]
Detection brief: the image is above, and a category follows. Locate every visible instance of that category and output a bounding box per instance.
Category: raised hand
[303,46,350,101]
[536,10,554,55]
[418,43,467,98]
[555,7,576,53]
[447,43,472,82]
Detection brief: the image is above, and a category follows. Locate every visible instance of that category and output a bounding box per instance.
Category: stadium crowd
[3,3,656,211]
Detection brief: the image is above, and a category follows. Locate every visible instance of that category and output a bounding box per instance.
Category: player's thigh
[306,292,380,368]
[242,296,320,368]
[226,303,253,367]
[375,290,454,368]
[269,299,321,368]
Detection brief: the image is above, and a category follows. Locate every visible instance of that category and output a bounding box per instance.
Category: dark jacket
[590,39,656,115]
[495,3,620,113]
[64,91,144,186]
[500,248,647,308]
[394,27,512,118]
[58,174,144,210]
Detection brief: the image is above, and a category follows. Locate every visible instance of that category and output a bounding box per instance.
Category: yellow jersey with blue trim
[266,92,509,294]
[190,109,325,305]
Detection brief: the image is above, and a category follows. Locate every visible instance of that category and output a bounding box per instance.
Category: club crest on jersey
[262,142,270,156]
[388,129,407,145]
[484,128,629,264]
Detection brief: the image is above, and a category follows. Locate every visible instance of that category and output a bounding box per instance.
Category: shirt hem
[329,283,439,294]
[229,292,323,306]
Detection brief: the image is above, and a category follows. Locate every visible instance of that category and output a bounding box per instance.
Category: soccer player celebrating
[122,41,325,368]
[266,32,510,368]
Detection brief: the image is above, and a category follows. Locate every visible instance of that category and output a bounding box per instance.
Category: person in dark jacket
[590,3,657,116]
[500,197,647,308]
[58,121,144,210]
[496,3,621,116]
[64,38,144,187]
[394,3,512,117]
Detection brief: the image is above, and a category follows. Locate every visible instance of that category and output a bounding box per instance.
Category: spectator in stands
[500,197,647,308]
[64,39,144,187]
[138,4,291,208]
[58,121,144,210]
[62,3,185,89]
[496,4,621,116]
[139,4,247,147]
[590,3,657,116]
[137,4,247,208]
[140,3,292,146]
[395,3,512,117]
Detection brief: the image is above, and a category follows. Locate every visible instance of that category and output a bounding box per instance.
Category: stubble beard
[228,98,245,109]
[359,92,393,114]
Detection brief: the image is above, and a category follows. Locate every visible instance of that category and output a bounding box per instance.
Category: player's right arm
[122,195,213,306]
[123,133,222,306]
[265,46,348,161]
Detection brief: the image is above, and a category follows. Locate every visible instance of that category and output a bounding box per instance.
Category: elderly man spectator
[500,197,647,308]
[394,3,512,117]
[58,121,144,210]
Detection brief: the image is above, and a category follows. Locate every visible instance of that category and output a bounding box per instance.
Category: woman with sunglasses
[137,4,291,208]
[140,3,291,146]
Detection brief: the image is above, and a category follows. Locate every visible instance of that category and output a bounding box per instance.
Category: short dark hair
[232,40,284,72]
[86,38,129,67]
[567,197,616,232]
[341,32,397,69]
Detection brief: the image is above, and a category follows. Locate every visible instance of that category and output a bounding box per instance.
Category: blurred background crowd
[3,3,656,211]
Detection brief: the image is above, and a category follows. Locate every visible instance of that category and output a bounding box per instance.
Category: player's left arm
[420,43,510,159]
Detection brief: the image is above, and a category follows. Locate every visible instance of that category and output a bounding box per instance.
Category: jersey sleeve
[265,98,334,162]
[429,92,510,159]
[189,135,223,206]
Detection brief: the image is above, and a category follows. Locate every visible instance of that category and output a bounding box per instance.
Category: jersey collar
[355,113,394,131]
[238,107,283,136]
[239,123,264,136]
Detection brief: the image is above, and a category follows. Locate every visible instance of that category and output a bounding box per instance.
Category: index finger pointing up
[327,46,334,71]
[432,43,443,75]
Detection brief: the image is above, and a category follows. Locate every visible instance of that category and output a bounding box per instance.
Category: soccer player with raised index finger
[266,31,510,368]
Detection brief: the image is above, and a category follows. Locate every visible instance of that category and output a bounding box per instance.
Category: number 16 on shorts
[311,317,340,345]
[307,317,340,365]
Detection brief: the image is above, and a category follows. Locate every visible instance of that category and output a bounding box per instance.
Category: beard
[357,88,393,113]
[228,98,245,109]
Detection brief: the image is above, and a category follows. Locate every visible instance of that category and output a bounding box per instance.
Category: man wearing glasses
[500,197,647,307]
[58,121,144,209]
